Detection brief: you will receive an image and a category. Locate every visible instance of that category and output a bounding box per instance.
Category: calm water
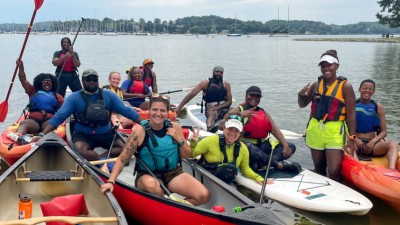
[0,34,399,224]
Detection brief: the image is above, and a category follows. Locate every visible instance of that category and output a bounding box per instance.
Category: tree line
[1,15,399,35]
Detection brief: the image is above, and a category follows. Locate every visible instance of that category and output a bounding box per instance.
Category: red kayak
[342,154,400,211]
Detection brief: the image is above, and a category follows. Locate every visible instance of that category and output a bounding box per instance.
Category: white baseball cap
[225,118,243,132]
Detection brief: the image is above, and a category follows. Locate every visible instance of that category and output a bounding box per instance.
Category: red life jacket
[57,52,75,72]
[239,104,272,139]
[129,80,145,94]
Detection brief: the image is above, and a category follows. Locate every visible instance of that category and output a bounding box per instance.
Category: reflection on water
[372,44,400,140]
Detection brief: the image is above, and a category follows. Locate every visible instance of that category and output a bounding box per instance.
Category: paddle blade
[0,101,9,122]
[34,0,44,10]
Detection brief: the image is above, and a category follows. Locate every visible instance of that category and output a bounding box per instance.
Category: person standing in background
[298,49,356,182]
[52,37,82,97]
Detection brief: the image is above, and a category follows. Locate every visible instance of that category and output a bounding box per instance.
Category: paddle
[56,17,85,78]
[259,147,274,204]
[1,216,118,225]
[0,0,44,122]
[123,86,194,101]
[101,123,120,173]
[114,130,193,205]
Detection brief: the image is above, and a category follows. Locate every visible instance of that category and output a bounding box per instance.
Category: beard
[212,74,222,82]
[84,84,98,93]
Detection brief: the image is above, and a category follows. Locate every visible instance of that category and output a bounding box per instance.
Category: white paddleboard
[235,169,372,215]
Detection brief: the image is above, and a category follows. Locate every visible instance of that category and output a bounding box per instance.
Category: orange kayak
[342,154,400,211]
[137,109,176,121]
[0,116,66,166]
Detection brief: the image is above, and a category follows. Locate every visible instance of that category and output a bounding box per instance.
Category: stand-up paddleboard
[185,104,304,139]
[235,168,373,215]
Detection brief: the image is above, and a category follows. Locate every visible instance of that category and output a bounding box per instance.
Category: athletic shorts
[72,129,116,150]
[306,118,346,150]
[135,166,183,187]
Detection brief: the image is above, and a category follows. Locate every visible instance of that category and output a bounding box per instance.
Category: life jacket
[75,89,110,127]
[239,104,272,139]
[201,77,227,113]
[126,80,146,94]
[55,50,76,73]
[136,119,180,172]
[29,90,59,114]
[141,69,155,88]
[102,85,123,99]
[356,99,380,133]
[310,76,347,122]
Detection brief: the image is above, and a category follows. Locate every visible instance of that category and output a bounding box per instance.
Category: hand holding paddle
[0,0,44,122]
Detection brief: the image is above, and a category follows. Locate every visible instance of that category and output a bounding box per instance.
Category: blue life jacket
[137,120,180,172]
[356,99,380,133]
[29,90,58,114]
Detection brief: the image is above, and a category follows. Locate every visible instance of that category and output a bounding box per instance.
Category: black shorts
[72,129,116,150]
[135,166,183,187]
[356,139,381,156]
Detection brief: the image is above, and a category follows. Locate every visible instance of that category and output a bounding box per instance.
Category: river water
[0,33,399,224]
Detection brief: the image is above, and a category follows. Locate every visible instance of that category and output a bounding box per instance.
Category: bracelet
[106,180,115,186]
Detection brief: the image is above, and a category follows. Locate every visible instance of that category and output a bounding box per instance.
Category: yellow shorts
[306,118,346,150]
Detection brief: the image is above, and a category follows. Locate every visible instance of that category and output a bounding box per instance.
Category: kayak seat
[15,170,84,182]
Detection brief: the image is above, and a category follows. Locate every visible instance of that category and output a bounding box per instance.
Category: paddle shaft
[57,18,85,77]
[123,87,193,101]
[259,149,274,204]
[101,124,120,172]
[115,130,173,196]
[1,216,118,225]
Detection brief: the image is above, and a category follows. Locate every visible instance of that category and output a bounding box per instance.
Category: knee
[195,188,211,205]
[140,176,162,194]
[327,168,342,182]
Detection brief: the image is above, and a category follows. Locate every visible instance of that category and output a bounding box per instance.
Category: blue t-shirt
[48,89,140,134]
[121,79,151,107]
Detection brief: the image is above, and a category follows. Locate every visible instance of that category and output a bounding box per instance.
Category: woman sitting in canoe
[121,66,152,110]
[142,58,158,93]
[353,79,399,170]
[190,116,263,184]
[101,93,210,206]
[15,60,63,137]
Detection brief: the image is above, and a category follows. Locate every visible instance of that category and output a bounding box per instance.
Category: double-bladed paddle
[0,0,44,122]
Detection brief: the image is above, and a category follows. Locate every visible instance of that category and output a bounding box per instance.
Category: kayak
[0,114,66,166]
[342,153,400,212]
[137,108,177,121]
[65,119,286,225]
[0,132,127,224]
[185,104,304,139]
[235,168,373,215]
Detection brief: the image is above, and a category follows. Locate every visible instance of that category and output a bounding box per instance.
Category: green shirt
[190,134,263,183]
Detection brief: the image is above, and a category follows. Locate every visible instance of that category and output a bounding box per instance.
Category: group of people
[13,41,399,205]
[298,49,399,182]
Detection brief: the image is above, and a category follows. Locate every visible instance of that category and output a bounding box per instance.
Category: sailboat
[269,5,290,37]
[209,20,218,38]
[227,14,242,37]
[185,22,192,36]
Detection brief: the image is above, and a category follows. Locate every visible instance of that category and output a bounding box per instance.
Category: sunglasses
[42,79,52,84]
[84,77,98,83]
[229,114,243,123]
[151,93,170,101]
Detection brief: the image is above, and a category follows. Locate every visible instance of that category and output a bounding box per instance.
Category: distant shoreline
[294,37,400,43]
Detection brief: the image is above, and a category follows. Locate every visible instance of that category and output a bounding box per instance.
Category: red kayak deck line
[342,154,400,212]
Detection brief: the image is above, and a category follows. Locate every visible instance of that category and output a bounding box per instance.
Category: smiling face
[245,93,261,107]
[359,81,375,101]
[61,38,71,51]
[320,62,339,80]
[223,127,241,145]
[212,70,223,81]
[132,68,142,81]
[41,79,53,91]
[149,101,168,127]
[108,72,121,88]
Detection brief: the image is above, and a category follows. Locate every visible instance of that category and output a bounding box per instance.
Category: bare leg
[74,141,99,161]
[325,149,343,182]
[137,175,164,197]
[310,149,327,176]
[168,173,210,206]
[206,109,218,130]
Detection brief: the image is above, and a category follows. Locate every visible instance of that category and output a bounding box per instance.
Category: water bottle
[7,132,20,142]
[18,194,32,220]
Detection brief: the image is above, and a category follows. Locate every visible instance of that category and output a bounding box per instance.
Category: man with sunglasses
[175,65,232,132]
[36,69,143,161]
[220,86,301,173]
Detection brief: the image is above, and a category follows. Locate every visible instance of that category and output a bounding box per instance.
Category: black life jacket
[76,89,110,127]
[201,77,227,113]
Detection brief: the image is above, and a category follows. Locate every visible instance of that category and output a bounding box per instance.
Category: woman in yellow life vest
[298,49,356,182]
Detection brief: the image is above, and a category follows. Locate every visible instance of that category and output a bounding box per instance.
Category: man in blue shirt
[38,69,142,161]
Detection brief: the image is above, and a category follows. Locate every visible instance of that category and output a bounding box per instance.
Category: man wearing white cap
[190,115,263,184]
[175,65,233,132]
[298,49,356,182]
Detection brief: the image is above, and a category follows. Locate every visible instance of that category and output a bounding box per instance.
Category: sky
[0,0,382,25]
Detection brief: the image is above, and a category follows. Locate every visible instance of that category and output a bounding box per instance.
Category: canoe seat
[15,170,84,182]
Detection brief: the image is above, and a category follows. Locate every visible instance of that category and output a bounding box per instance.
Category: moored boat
[342,154,400,211]
[0,132,127,224]
[0,113,66,166]
[65,119,286,225]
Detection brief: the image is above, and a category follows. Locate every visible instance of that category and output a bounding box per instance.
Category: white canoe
[235,169,373,215]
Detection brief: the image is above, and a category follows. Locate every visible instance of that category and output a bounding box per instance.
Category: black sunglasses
[84,77,98,83]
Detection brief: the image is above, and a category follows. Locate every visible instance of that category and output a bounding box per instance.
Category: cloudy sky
[0,0,382,25]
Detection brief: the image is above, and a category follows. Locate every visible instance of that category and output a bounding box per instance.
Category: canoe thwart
[1,216,119,225]
[15,170,84,182]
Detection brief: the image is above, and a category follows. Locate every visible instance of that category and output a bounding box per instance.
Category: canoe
[0,132,127,225]
[235,168,373,215]
[0,114,66,166]
[342,154,400,211]
[185,104,305,139]
[65,120,286,225]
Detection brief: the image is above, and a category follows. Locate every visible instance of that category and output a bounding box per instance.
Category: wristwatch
[178,139,185,147]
